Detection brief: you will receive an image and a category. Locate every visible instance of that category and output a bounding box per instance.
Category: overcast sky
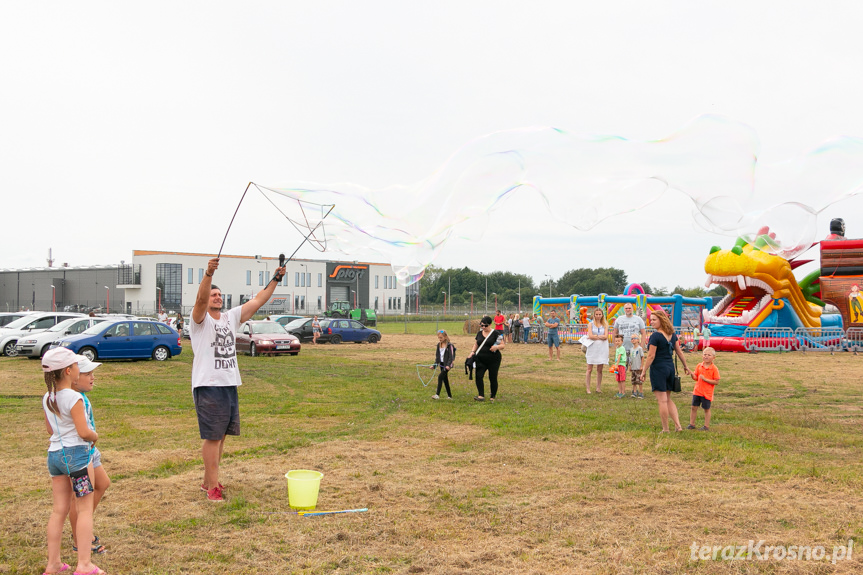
[3,1,862,292]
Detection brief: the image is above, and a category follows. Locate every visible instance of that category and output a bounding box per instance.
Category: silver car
[15,317,108,359]
[0,311,37,327]
[0,312,86,356]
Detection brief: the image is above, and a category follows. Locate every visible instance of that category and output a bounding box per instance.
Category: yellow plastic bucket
[285,469,323,510]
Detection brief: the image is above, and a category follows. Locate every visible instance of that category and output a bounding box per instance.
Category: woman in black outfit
[639,309,691,432]
[467,315,505,402]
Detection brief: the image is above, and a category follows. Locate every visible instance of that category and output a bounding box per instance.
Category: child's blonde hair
[702,346,716,355]
[437,330,450,346]
[43,369,64,415]
[630,334,641,344]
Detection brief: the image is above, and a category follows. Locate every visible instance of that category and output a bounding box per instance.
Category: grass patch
[4,335,863,573]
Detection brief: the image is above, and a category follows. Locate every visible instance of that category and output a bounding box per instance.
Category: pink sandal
[42,564,70,575]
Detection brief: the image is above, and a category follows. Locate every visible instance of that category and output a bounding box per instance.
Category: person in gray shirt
[612,303,647,362]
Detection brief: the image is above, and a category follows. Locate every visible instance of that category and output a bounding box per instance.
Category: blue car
[320,319,381,344]
[54,319,183,361]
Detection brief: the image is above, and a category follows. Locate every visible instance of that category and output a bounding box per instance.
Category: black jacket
[434,343,456,370]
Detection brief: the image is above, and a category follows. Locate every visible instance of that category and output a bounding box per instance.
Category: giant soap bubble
[259,115,863,284]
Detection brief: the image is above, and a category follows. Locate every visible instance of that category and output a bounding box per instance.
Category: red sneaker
[206,485,224,502]
[200,482,224,492]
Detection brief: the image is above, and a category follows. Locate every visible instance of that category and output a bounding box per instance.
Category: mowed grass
[2,335,863,574]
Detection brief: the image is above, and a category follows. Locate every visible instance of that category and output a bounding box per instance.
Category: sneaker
[201,482,224,492]
[431,394,440,400]
[700,426,710,431]
[207,485,224,502]
[445,396,453,400]
[630,392,637,398]
[615,392,625,398]
[686,425,696,430]
[638,392,645,399]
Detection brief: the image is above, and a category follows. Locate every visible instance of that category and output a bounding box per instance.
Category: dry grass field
[2,332,863,574]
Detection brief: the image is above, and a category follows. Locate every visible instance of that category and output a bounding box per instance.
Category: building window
[300,295,305,310]
[301,273,305,288]
[374,297,378,310]
[295,272,300,287]
[307,273,311,288]
[259,271,265,286]
[156,263,182,311]
[317,296,322,310]
[246,270,251,286]
[388,297,392,310]
[294,295,300,311]
[317,273,322,287]
[283,275,289,287]
[398,297,402,310]
[187,268,193,284]
[198,268,204,283]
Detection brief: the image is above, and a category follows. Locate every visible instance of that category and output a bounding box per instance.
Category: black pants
[436,368,452,397]
[475,353,501,398]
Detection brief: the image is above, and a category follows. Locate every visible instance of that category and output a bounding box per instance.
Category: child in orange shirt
[687,347,720,431]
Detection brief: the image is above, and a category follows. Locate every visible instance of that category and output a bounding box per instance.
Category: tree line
[419,266,725,307]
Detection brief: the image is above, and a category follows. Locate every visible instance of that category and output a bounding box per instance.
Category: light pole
[485,277,488,313]
[544,274,552,298]
[442,289,447,316]
[50,285,55,312]
[300,263,307,311]
[255,256,269,288]
[492,292,497,311]
[156,287,161,314]
[104,286,110,313]
[469,292,473,316]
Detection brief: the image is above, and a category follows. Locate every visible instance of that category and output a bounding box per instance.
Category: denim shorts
[47,444,92,477]
[547,332,560,347]
[92,447,103,468]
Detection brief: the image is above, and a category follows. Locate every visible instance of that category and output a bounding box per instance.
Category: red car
[236,321,301,356]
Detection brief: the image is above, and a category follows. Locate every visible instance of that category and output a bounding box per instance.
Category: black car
[283,318,319,342]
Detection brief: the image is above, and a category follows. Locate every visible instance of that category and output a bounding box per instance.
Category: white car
[0,312,86,356]
[15,317,109,359]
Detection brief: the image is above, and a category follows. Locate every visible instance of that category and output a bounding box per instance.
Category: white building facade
[127,251,406,316]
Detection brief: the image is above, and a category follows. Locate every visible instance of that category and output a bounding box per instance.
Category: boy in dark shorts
[687,346,720,431]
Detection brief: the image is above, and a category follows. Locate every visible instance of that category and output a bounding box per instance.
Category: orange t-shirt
[693,362,720,401]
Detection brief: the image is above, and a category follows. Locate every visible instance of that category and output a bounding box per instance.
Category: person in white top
[157,310,168,323]
[41,348,103,575]
[191,257,285,502]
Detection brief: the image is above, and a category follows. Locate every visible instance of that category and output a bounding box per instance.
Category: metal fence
[742,327,798,352]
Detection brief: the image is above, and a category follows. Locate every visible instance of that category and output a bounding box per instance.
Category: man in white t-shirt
[612,303,647,359]
[158,310,168,323]
[191,257,285,502]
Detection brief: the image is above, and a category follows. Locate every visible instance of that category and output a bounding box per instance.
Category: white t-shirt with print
[43,389,89,451]
[190,306,244,389]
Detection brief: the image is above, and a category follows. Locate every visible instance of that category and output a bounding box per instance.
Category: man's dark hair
[211,284,221,292]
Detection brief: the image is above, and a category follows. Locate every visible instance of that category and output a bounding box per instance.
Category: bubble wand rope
[216,182,334,260]
[281,205,335,266]
[216,182,253,260]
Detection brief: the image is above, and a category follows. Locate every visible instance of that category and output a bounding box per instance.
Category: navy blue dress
[647,331,677,392]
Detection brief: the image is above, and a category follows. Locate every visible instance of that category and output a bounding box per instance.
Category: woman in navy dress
[639,310,691,432]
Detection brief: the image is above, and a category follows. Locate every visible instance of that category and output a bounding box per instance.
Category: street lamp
[300,263,307,311]
[156,287,161,314]
[469,292,473,315]
[442,289,447,316]
[255,256,269,288]
[50,285,56,312]
[491,292,497,311]
[104,286,110,313]
[544,274,552,298]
